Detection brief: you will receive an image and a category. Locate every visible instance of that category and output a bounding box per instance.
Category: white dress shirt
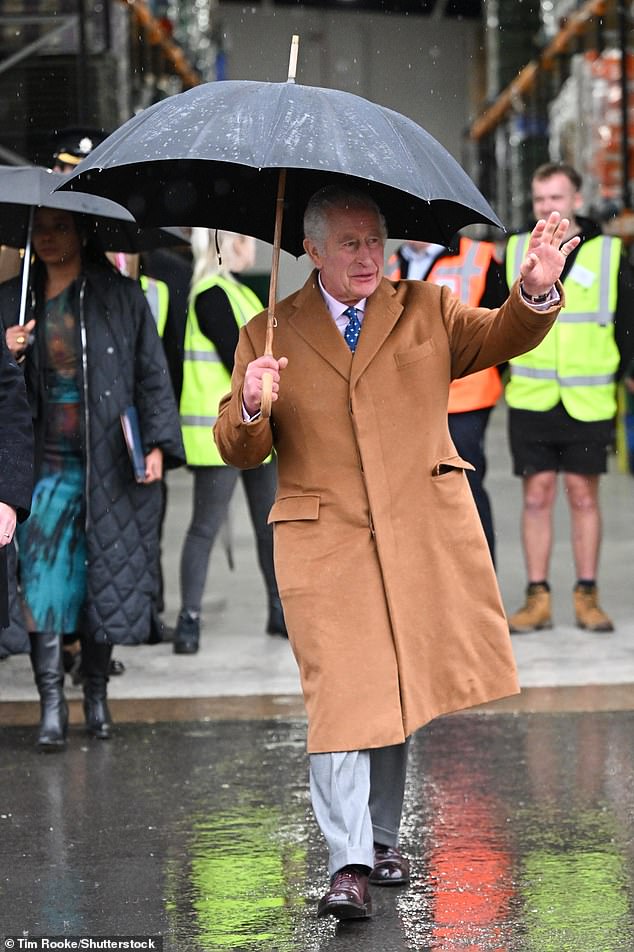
[317,272,367,334]
[400,242,446,280]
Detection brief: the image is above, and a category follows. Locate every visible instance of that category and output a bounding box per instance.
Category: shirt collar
[401,242,446,263]
[317,272,367,321]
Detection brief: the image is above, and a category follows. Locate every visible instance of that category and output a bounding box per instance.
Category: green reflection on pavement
[167,807,305,950]
[522,849,629,951]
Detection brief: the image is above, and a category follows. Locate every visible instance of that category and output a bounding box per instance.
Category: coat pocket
[431,455,475,477]
[268,494,321,524]
[394,338,436,368]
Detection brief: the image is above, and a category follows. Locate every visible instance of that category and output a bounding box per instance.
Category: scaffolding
[0,0,200,165]
[470,0,634,235]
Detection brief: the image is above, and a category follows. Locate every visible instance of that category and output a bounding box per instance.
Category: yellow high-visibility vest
[505,233,621,421]
[180,275,263,466]
[140,274,169,337]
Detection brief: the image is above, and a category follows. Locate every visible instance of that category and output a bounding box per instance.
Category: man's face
[303,206,385,305]
[52,161,77,174]
[531,172,582,224]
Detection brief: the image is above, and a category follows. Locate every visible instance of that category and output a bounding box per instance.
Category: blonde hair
[190,228,250,288]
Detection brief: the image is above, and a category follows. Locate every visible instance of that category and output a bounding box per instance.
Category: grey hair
[303,186,388,250]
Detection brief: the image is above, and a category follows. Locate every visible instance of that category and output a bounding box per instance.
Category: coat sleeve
[0,279,24,331]
[128,281,186,470]
[214,322,274,469]
[0,328,33,520]
[443,278,563,380]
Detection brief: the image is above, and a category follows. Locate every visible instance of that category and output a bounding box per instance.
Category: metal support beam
[0,17,77,78]
[0,144,31,166]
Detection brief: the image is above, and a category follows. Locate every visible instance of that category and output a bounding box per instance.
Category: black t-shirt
[194,283,242,375]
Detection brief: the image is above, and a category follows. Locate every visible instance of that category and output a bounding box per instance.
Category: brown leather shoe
[368,843,410,886]
[317,866,373,919]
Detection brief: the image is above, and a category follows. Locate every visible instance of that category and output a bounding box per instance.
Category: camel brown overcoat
[214,274,561,753]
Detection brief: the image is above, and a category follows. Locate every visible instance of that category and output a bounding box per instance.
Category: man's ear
[303,237,321,268]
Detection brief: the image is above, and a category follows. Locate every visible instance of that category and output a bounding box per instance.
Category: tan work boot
[574,584,614,632]
[508,583,553,633]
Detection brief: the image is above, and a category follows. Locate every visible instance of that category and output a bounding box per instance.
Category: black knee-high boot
[28,632,68,751]
[80,636,112,739]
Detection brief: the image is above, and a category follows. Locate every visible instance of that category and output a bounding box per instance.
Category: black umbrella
[56,86,501,254]
[58,38,502,412]
[0,166,188,253]
[0,166,189,324]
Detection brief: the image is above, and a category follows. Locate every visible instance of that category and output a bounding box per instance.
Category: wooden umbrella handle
[260,372,274,419]
[260,289,276,418]
[260,166,287,419]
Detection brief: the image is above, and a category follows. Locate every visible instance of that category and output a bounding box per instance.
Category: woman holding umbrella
[2,206,184,750]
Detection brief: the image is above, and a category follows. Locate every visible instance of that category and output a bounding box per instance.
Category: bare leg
[564,473,601,579]
[522,471,558,582]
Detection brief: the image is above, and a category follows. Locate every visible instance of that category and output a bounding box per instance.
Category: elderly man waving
[214,185,578,922]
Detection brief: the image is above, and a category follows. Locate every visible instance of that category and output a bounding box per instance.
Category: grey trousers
[309,738,411,876]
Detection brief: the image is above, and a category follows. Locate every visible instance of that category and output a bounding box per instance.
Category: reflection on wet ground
[1,710,634,951]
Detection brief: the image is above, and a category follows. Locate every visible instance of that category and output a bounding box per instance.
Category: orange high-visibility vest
[387,238,502,413]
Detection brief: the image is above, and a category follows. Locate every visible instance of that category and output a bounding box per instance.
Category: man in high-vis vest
[140,244,194,406]
[505,163,634,634]
[138,272,177,645]
[140,273,170,338]
[386,236,505,562]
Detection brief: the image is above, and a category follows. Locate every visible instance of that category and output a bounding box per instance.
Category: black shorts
[508,403,614,476]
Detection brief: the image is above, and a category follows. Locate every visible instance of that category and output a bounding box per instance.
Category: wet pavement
[2,711,634,950]
[2,405,634,949]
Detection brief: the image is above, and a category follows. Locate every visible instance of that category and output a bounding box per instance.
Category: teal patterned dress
[16,284,87,635]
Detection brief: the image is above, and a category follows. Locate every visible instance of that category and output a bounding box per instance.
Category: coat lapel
[350,278,403,389]
[285,273,404,385]
[286,273,352,380]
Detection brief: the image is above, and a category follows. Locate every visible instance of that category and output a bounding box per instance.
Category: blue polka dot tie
[343,306,362,353]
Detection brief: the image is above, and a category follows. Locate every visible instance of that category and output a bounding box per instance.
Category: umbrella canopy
[0,166,189,253]
[57,79,502,255]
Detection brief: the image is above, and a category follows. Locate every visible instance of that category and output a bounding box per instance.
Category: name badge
[568,262,596,289]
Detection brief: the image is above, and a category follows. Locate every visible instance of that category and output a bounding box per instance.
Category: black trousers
[448,407,495,564]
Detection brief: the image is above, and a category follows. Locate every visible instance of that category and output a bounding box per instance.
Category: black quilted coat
[0,264,185,648]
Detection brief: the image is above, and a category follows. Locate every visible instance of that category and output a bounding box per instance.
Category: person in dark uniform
[0,329,33,632]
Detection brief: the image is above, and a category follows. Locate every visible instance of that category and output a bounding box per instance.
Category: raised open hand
[519,211,581,297]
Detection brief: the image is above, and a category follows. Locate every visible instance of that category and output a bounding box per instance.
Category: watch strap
[521,284,552,304]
